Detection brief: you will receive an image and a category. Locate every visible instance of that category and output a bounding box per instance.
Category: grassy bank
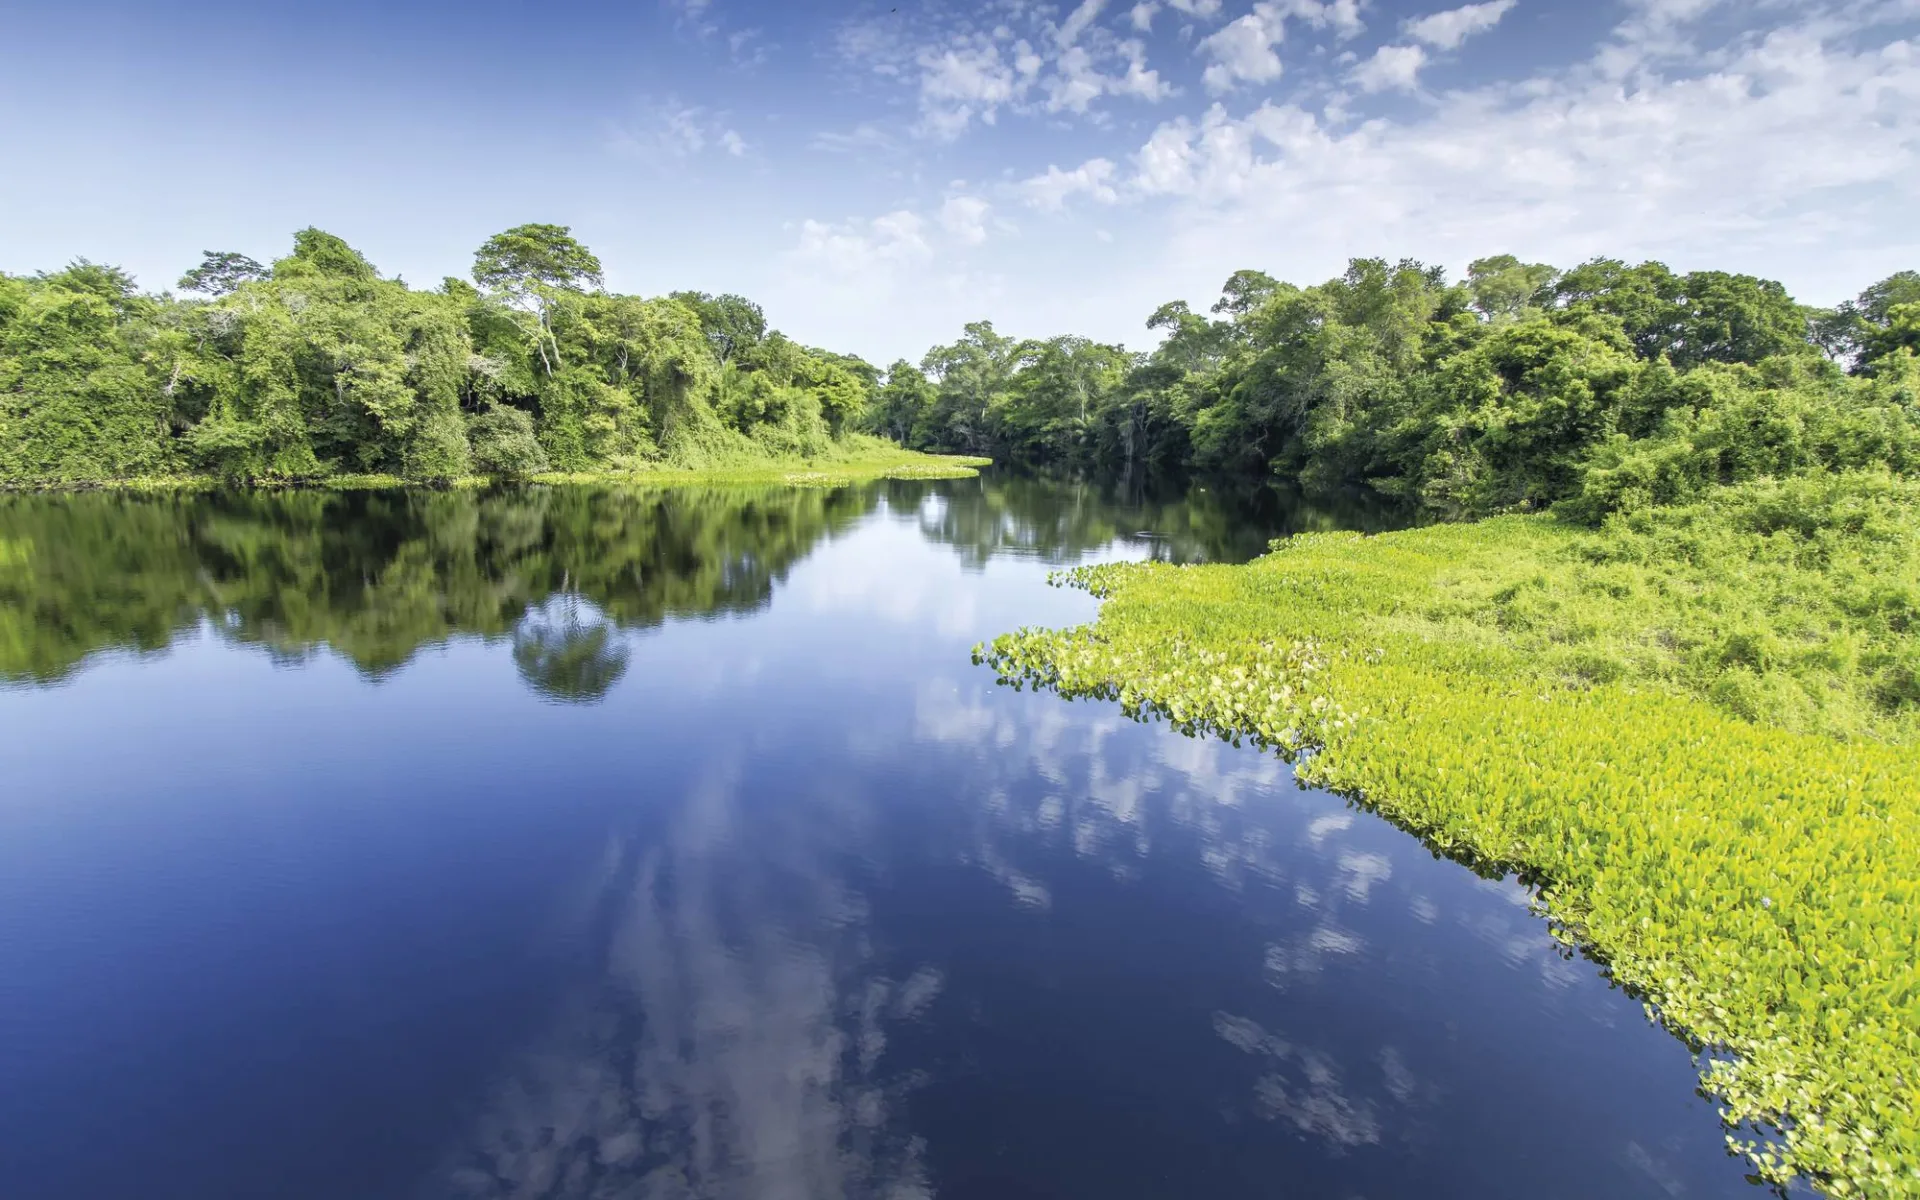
[980,471,1919,1197]
[0,441,990,494]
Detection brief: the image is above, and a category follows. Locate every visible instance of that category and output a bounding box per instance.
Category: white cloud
[1130,2,1160,33]
[1114,39,1178,100]
[1116,10,1920,306]
[791,211,930,279]
[1168,0,1224,16]
[668,0,767,63]
[774,0,1919,361]
[726,27,769,68]
[845,1,1181,140]
[1199,4,1288,93]
[1309,0,1366,39]
[1047,47,1111,112]
[1133,102,1296,198]
[669,0,716,35]
[916,39,1028,138]
[1057,0,1109,48]
[1021,158,1122,210]
[940,195,993,245]
[1047,40,1176,111]
[810,122,894,154]
[1197,0,1371,94]
[1267,0,1367,40]
[1349,43,1428,92]
[1403,0,1517,51]
[605,100,746,161]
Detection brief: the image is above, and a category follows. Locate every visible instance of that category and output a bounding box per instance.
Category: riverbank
[980,471,1919,1198]
[0,442,990,494]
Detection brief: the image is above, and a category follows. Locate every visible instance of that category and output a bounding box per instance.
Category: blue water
[0,478,1759,1198]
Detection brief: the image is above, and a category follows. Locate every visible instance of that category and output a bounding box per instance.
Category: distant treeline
[878,258,1920,520]
[4,230,1916,509]
[0,225,880,485]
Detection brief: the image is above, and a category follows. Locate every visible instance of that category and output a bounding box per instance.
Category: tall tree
[178,252,269,297]
[472,224,604,377]
[1466,255,1557,321]
[669,291,767,364]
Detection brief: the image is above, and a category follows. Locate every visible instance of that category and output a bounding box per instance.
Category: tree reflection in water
[513,592,631,705]
[0,474,1405,696]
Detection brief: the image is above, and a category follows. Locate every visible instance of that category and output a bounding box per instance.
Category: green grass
[0,441,989,493]
[980,470,1920,1198]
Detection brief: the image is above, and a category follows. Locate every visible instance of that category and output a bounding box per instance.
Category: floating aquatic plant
[980,474,1920,1197]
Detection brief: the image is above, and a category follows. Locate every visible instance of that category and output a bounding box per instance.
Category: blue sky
[2,0,1917,362]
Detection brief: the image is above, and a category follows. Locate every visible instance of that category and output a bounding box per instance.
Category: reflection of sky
[433,758,940,1200]
[0,487,1773,1200]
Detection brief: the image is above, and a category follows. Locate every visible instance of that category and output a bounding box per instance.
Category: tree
[1817,271,1920,370]
[1212,269,1281,318]
[1859,303,1920,372]
[1855,270,1920,325]
[472,224,604,377]
[1663,270,1809,368]
[473,224,603,296]
[870,361,935,445]
[273,228,378,282]
[921,321,1020,453]
[178,252,269,296]
[669,291,767,363]
[1003,335,1130,461]
[1466,255,1557,321]
[1146,301,1227,374]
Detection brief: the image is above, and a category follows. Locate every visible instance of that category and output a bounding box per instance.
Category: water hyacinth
[977,481,1920,1198]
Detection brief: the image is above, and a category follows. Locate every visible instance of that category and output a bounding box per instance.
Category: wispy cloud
[606,99,747,162]
[835,0,1177,141]
[1020,158,1122,210]
[1349,43,1428,92]
[1403,0,1517,51]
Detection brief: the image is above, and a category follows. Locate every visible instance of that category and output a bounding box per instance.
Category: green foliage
[1565,357,1920,520]
[274,227,379,283]
[465,404,547,478]
[2,225,911,488]
[981,477,1920,1197]
[669,290,767,363]
[1466,254,1557,321]
[0,267,178,482]
[869,360,936,445]
[178,251,268,297]
[892,256,1918,526]
[471,223,603,296]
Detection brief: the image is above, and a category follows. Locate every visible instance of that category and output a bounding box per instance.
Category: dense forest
[0,225,888,485]
[885,257,1920,520]
[7,222,1916,509]
[7,226,1915,515]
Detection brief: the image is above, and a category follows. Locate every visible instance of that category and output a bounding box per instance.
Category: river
[0,474,1763,1198]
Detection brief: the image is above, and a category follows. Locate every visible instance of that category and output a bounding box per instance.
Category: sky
[2,0,1917,362]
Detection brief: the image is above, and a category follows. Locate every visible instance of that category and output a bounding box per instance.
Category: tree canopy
[0,226,883,485]
[882,255,1918,521]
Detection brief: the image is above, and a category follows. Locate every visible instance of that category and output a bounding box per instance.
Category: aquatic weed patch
[979,481,1920,1197]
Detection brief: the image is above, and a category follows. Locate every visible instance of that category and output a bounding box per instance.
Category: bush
[466,404,548,478]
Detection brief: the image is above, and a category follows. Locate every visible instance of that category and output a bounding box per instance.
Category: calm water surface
[1,476,1760,1199]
